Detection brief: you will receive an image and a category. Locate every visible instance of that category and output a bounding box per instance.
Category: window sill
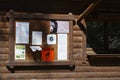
[87,54,120,58]
[87,54,120,66]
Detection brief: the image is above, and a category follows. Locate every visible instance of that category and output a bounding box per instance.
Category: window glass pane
[87,22,104,49]
[108,22,120,49]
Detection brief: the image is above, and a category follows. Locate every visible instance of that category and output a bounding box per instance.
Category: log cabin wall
[0,0,120,79]
[0,13,120,80]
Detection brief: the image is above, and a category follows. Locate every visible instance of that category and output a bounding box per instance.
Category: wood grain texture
[0,54,8,61]
[0,28,8,35]
[0,48,8,54]
[0,35,9,41]
[75,66,120,72]
[73,48,82,54]
[0,22,8,28]
[0,61,8,67]
[0,41,8,47]
[73,25,81,31]
[73,37,83,42]
[6,78,120,80]
[0,13,120,80]
[73,43,82,48]
[1,72,120,79]
[73,31,82,36]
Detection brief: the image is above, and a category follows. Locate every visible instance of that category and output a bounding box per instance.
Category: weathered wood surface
[0,15,120,80]
[4,78,120,80]
[0,41,8,47]
[1,66,120,73]
[0,35,9,41]
[73,31,82,36]
[1,72,120,79]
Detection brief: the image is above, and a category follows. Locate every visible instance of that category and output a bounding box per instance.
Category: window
[87,21,120,54]
[87,21,120,66]
[87,22,104,49]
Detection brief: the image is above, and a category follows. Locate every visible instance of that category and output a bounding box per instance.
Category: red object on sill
[41,49,54,62]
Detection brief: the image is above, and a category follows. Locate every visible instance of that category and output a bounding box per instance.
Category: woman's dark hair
[50,20,57,33]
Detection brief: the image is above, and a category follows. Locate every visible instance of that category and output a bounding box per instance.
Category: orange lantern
[41,49,54,62]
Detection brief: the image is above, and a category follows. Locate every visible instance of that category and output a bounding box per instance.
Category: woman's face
[50,21,55,32]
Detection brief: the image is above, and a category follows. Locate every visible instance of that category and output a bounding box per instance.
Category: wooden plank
[0,35,9,41]
[79,19,87,61]
[86,48,96,54]
[0,22,8,29]
[8,16,15,63]
[1,72,120,79]
[0,48,8,54]
[88,54,120,57]
[75,66,120,72]
[7,11,74,20]
[77,0,102,21]
[0,61,7,67]
[0,67,9,73]
[14,69,70,73]
[7,61,74,67]
[0,54,8,61]
[0,28,8,35]
[0,41,8,47]
[86,51,96,55]
[8,78,120,80]
[86,48,94,51]
[69,20,74,64]
[0,22,8,28]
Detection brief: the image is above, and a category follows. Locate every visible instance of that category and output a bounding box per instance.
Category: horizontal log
[7,12,74,20]
[0,67,9,73]
[75,66,120,72]
[86,51,96,55]
[74,61,89,66]
[73,43,82,48]
[0,61,8,67]
[0,35,9,41]
[0,48,9,54]
[73,25,81,31]
[9,78,120,80]
[0,28,8,35]
[73,48,82,54]
[73,37,83,42]
[0,41,8,47]
[2,72,120,79]
[73,31,82,36]
[86,48,96,54]
[73,52,83,60]
[0,22,8,28]
[0,54,8,61]
[86,48,94,51]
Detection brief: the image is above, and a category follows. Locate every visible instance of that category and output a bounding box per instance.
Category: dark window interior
[87,21,120,54]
